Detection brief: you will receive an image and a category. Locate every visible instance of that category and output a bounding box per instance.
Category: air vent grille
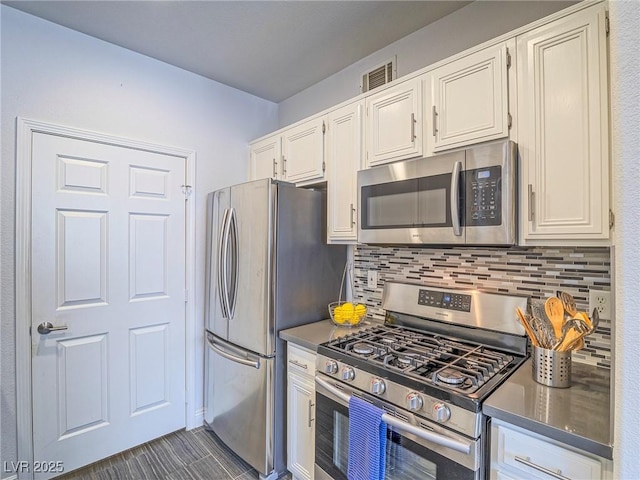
[361,58,396,93]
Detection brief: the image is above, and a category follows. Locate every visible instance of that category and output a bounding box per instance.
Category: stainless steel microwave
[357,140,517,245]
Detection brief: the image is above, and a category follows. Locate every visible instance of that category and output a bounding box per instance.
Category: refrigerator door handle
[227,207,239,319]
[218,208,231,318]
[206,335,260,369]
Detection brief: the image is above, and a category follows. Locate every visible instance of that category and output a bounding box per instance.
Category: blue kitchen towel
[347,396,387,480]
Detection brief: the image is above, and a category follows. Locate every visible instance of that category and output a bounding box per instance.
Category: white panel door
[282,117,325,184]
[326,101,362,243]
[517,4,609,241]
[287,372,315,480]
[365,78,422,167]
[31,133,186,477]
[250,134,281,180]
[428,42,510,153]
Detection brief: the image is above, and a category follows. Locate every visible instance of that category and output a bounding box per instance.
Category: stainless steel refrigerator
[204,178,346,479]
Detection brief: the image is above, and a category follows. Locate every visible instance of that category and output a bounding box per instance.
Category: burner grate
[324,324,515,395]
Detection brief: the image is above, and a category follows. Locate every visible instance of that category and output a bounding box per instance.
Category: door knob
[37,322,68,335]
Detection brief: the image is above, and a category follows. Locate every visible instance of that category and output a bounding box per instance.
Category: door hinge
[605,16,610,36]
[184,289,188,303]
[506,49,512,69]
[322,121,326,134]
[181,185,193,198]
[609,209,615,229]
[322,161,326,173]
[507,113,513,129]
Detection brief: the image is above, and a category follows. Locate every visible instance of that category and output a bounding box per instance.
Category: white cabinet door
[287,344,316,480]
[326,101,362,243]
[518,4,609,243]
[428,42,511,153]
[365,78,422,167]
[491,420,606,480]
[250,134,281,180]
[282,117,325,184]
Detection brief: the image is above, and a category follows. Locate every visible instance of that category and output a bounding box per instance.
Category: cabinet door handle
[308,400,315,428]
[350,203,356,227]
[272,158,277,178]
[432,106,438,137]
[528,184,535,221]
[514,456,571,480]
[282,156,287,176]
[410,113,416,143]
[288,359,308,370]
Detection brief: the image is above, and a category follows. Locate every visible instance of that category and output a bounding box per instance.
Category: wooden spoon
[544,297,565,340]
[516,307,539,347]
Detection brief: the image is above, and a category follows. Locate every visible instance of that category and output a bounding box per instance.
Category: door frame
[15,118,198,479]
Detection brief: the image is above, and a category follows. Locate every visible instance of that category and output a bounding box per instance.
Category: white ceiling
[3,0,471,102]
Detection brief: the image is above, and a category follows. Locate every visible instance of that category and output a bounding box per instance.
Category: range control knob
[406,392,424,411]
[324,360,338,375]
[341,366,355,381]
[370,378,386,395]
[432,402,451,423]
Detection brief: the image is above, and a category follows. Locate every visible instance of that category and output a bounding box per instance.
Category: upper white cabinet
[326,101,362,243]
[426,41,512,154]
[517,4,610,243]
[250,134,281,180]
[364,77,422,167]
[282,117,326,184]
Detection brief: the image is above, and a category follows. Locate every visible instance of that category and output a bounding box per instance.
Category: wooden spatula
[544,297,565,340]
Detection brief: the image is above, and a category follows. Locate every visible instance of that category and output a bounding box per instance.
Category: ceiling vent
[361,58,396,93]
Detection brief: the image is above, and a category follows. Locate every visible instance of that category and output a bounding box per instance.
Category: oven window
[316,392,474,480]
[361,174,452,230]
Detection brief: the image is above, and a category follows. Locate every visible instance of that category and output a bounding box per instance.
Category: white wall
[0,6,278,474]
[278,0,577,127]
[611,0,640,478]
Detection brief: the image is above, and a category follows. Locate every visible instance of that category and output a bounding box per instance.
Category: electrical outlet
[367,270,378,289]
[588,290,612,319]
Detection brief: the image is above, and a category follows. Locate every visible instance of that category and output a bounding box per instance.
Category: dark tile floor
[56,427,293,480]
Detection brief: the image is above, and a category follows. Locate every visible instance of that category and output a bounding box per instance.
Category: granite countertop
[483,359,612,459]
[279,318,380,351]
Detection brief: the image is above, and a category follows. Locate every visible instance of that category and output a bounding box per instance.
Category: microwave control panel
[466,166,502,226]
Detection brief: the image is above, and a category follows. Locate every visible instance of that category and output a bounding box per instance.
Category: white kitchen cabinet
[490,419,612,480]
[287,343,316,480]
[517,4,610,243]
[426,41,512,154]
[282,117,325,185]
[326,101,362,243]
[365,77,422,167]
[249,134,281,180]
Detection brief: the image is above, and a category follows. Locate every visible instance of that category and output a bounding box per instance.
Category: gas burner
[436,368,467,385]
[396,355,413,366]
[352,342,375,355]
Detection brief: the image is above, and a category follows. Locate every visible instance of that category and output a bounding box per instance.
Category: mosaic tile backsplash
[352,245,612,369]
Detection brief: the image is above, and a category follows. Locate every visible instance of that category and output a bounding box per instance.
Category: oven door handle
[315,376,472,455]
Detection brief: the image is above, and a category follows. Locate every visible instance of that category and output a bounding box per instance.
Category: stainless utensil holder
[532,346,571,388]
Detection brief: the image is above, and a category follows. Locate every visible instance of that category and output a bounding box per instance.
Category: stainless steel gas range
[314,282,528,480]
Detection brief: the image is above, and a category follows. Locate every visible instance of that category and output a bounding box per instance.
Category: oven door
[357,151,465,245]
[314,375,481,480]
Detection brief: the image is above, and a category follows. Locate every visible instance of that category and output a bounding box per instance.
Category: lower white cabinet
[490,419,612,480]
[287,343,316,480]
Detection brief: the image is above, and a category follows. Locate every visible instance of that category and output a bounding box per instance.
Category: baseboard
[186,408,205,430]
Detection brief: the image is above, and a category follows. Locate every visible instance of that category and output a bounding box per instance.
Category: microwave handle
[450,161,463,236]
